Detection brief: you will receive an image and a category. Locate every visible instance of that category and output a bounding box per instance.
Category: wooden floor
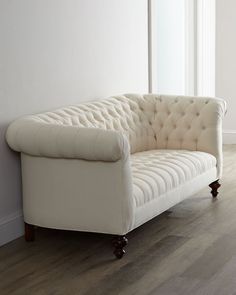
[1,146,236,295]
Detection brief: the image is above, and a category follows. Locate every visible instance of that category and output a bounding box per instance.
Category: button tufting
[131,150,217,207]
[13,94,225,161]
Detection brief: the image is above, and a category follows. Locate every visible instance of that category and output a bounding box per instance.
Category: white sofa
[6,94,226,258]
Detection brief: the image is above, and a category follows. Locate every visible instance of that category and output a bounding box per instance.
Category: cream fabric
[6,94,226,176]
[131,149,216,207]
[21,154,134,235]
[6,122,129,162]
[134,167,217,230]
[21,151,217,235]
[6,94,226,235]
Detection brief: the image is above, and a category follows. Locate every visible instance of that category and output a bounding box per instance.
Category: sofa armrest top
[6,119,130,161]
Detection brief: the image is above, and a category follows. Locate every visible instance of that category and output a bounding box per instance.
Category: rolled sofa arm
[6,119,130,161]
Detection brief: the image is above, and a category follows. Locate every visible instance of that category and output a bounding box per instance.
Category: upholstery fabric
[21,150,217,235]
[6,94,226,176]
[6,122,129,162]
[6,94,226,236]
[134,167,217,230]
[21,154,134,235]
[131,149,217,207]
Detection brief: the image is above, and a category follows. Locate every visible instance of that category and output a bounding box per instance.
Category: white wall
[197,0,215,97]
[216,0,236,143]
[0,0,148,245]
[155,0,186,95]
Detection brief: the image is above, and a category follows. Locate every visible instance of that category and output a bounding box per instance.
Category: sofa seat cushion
[131,150,217,207]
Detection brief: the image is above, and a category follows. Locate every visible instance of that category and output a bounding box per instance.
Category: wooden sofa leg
[209,180,221,198]
[112,235,128,259]
[25,223,35,242]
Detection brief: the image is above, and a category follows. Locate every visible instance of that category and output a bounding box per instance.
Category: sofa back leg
[25,223,35,242]
[112,235,128,259]
[209,180,221,198]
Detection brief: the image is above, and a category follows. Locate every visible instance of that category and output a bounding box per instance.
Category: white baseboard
[0,211,24,247]
[223,130,236,144]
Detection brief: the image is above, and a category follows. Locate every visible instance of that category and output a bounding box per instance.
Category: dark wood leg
[112,235,128,259]
[209,180,221,198]
[25,223,35,242]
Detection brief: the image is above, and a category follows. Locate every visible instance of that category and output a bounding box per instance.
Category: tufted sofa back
[7,94,226,176]
[28,94,226,153]
[28,94,157,154]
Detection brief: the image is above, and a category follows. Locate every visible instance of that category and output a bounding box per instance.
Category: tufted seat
[131,150,216,208]
[6,94,226,259]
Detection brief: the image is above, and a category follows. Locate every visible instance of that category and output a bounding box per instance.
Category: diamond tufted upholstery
[131,149,217,208]
[6,94,226,176]
[6,94,226,237]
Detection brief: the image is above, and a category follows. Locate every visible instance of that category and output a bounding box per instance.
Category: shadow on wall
[0,121,24,245]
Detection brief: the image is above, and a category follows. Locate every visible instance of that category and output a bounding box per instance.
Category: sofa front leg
[25,222,35,242]
[112,235,128,259]
[209,180,221,198]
